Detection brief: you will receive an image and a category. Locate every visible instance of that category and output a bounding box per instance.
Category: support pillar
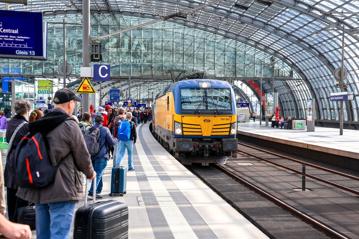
[82,0,90,112]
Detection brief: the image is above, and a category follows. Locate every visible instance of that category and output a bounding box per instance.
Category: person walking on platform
[79,112,92,133]
[88,115,116,198]
[4,100,31,222]
[129,115,137,170]
[105,105,114,127]
[112,108,126,138]
[16,89,96,239]
[0,148,5,216]
[0,111,7,130]
[115,112,135,170]
[98,106,108,127]
[132,109,139,125]
[28,109,44,123]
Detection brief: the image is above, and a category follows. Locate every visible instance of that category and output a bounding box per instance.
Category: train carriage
[153,79,237,164]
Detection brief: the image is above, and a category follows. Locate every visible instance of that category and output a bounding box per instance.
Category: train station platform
[237,121,359,161]
[98,123,268,239]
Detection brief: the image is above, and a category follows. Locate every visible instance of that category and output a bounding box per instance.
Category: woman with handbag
[4,100,31,222]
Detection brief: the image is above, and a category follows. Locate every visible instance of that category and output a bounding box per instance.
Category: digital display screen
[0,10,46,60]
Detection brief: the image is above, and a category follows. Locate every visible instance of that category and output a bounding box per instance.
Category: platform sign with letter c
[93,64,110,82]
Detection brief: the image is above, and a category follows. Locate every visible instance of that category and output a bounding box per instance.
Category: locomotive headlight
[199,82,211,88]
[174,122,182,135]
[230,123,237,135]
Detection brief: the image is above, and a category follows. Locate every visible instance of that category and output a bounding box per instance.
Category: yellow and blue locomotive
[153,79,237,163]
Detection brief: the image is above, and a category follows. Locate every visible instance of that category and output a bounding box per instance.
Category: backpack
[79,122,91,136]
[16,132,55,188]
[83,126,100,156]
[118,120,131,141]
[15,117,73,189]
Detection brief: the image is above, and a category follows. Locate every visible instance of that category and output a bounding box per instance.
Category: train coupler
[204,145,209,157]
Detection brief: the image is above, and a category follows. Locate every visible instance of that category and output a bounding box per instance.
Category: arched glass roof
[0,0,358,124]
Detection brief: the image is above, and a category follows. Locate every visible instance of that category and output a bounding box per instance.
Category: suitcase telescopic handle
[84,176,97,206]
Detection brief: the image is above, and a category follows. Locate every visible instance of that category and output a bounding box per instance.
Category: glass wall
[0,14,309,118]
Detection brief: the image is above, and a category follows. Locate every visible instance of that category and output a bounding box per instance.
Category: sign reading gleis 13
[0,10,46,60]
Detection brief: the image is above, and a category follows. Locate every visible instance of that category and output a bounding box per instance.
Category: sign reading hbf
[93,64,110,82]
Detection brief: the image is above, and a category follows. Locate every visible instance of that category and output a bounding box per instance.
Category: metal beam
[102,0,121,27]
[44,10,308,82]
[82,0,90,112]
[42,6,339,75]
[232,84,254,112]
[119,1,337,75]
[169,18,321,119]
[0,0,26,4]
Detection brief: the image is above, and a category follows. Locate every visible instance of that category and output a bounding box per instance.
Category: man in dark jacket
[88,115,116,198]
[5,100,31,222]
[130,117,137,144]
[17,89,96,239]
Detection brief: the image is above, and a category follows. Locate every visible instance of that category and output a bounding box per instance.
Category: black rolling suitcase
[73,178,129,239]
[16,205,36,230]
[110,166,127,196]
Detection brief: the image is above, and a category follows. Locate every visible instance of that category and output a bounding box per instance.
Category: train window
[167,96,170,111]
[163,84,171,93]
[157,84,172,98]
[180,88,232,112]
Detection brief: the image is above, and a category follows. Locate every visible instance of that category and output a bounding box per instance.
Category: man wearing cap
[17,88,96,239]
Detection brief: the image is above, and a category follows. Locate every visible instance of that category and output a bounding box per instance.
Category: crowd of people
[249,111,295,130]
[0,88,152,238]
[271,115,295,129]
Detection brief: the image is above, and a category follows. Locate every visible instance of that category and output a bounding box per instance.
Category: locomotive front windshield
[180,88,232,114]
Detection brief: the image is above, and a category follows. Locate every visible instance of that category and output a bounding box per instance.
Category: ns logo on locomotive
[152,79,237,165]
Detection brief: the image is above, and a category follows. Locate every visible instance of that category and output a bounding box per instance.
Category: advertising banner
[1,76,25,93]
[292,120,306,130]
[0,10,46,59]
[37,80,53,94]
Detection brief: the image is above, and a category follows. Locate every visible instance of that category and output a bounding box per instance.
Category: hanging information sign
[0,10,46,60]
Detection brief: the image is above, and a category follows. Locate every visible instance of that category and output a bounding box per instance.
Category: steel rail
[216,164,350,239]
[238,141,359,181]
[236,143,359,196]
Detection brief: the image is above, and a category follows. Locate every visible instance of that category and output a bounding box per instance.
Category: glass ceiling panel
[0,0,358,121]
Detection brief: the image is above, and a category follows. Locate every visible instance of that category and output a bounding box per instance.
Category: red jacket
[102,113,108,127]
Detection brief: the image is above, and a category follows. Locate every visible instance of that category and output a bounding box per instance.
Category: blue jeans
[115,140,134,169]
[89,158,108,194]
[36,201,76,239]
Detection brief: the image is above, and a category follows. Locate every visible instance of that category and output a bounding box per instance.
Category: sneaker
[128,168,135,171]
[88,193,102,199]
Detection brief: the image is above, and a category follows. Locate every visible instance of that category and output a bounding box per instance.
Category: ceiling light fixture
[256,0,273,7]
[234,3,250,10]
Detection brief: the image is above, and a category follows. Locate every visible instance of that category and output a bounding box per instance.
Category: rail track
[215,165,350,239]
[236,141,359,196]
[151,123,359,238]
[189,141,359,239]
